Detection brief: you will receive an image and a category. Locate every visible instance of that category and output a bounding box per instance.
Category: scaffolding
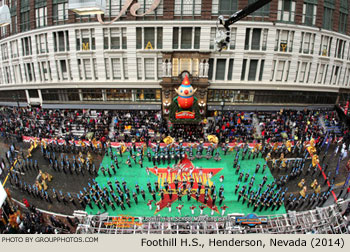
[75,200,350,234]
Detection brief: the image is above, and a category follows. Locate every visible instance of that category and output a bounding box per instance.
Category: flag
[325,137,332,153]
[336,156,341,175]
[321,132,328,148]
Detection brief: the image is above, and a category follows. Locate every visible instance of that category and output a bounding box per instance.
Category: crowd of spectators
[0,106,346,146]
[0,200,76,234]
[0,105,349,234]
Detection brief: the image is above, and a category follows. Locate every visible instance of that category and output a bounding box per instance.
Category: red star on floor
[149,156,223,214]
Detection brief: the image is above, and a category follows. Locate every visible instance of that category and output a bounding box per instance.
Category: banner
[175,111,195,119]
[0,181,7,208]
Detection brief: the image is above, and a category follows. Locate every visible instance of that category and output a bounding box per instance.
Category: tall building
[0,0,350,113]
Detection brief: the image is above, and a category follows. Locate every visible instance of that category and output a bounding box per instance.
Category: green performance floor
[85,148,286,217]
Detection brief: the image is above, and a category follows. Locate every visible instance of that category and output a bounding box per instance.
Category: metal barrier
[74,199,350,234]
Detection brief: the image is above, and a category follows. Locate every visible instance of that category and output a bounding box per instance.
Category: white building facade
[0,0,349,111]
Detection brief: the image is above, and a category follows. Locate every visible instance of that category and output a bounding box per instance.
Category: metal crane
[215,0,272,51]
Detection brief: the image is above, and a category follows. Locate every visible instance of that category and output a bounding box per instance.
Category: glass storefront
[207,89,337,105]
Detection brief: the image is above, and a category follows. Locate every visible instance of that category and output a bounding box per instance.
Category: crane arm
[215,0,272,51]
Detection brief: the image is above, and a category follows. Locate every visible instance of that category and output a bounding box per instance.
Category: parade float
[169,75,201,123]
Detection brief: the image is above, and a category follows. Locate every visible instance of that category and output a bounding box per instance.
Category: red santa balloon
[175,75,197,109]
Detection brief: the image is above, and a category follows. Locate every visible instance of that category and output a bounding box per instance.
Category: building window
[248,60,258,81]
[274,29,294,52]
[21,36,32,56]
[345,68,350,86]
[84,59,92,80]
[302,0,317,26]
[208,90,254,103]
[299,32,316,54]
[10,16,17,35]
[105,59,110,80]
[20,11,30,32]
[41,89,59,101]
[28,90,39,98]
[249,0,270,16]
[60,60,67,80]
[212,0,237,15]
[1,43,9,60]
[93,58,98,80]
[339,0,348,34]
[323,0,334,30]
[24,62,35,82]
[0,67,3,84]
[144,58,155,80]
[10,40,19,58]
[53,0,68,24]
[103,27,127,50]
[9,1,17,35]
[335,39,346,59]
[295,61,312,83]
[123,58,128,80]
[171,58,199,77]
[215,59,226,80]
[104,58,127,80]
[271,60,291,82]
[277,0,295,22]
[12,64,23,83]
[136,27,162,49]
[244,28,268,51]
[76,29,96,51]
[35,33,48,54]
[137,58,142,80]
[3,66,12,84]
[136,89,161,102]
[5,66,11,84]
[174,0,201,16]
[173,27,200,49]
[56,59,71,81]
[137,0,163,16]
[241,59,265,81]
[41,89,80,102]
[106,89,132,101]
[112,58,121,80]
[82,89,103,101]
[317,64,327,84]
[20,0,30,31]
[330,65,341,85]
[38,61,51,82]
[77,59,83,80]
[105,0,127,18]
[319,35,332,57]
[35,5,47,28]
[210,27,236,50]
[53,31,69,52]
[208,59,234,81]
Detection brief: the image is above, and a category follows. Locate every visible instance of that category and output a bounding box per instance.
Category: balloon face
[178,85,195,98]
